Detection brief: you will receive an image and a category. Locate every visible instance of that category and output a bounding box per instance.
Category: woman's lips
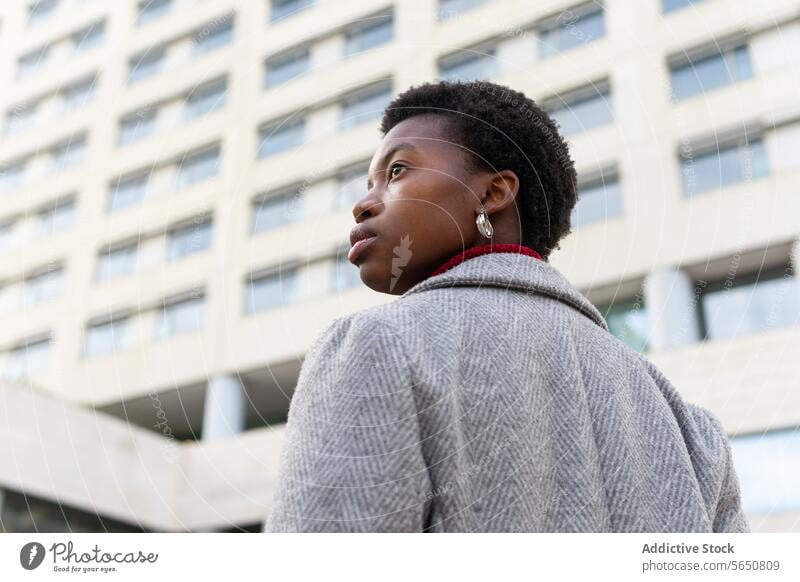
[348,235,377,264]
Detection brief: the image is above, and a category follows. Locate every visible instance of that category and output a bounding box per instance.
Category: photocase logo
[390,234,413,292]
[20,542,46,570]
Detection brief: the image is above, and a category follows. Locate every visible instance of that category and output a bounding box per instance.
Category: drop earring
[476,205,494,239]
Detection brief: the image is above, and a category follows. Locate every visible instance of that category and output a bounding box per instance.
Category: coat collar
[400,251,609,331]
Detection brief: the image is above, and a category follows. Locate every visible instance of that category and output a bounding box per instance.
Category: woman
[264,80,749,533]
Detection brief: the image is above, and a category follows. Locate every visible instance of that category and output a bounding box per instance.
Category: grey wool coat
[265,251,750,533]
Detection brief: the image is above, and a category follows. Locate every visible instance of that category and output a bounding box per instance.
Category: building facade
[0,0,798,532]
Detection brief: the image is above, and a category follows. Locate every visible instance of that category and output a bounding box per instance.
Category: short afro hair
[379,80,577,260]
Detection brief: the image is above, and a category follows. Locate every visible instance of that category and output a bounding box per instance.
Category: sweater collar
[401,246,608,331]
[428,243,543,278]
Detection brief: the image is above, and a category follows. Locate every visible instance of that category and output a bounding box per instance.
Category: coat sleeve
[264,313,433,532]
[704,411,751,533]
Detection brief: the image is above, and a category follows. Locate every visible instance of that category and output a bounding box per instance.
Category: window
[60,76,96,111]
[128,48,166,84]
[23,267,64,306]
[18,46,50,78]
[270,0,313,22]
[336,164,369,209]
[0,162,27,193]
[257,117,305,158]
[84,317,130,358]
[95,242,139,282]
[192,17,234,57]
[544,82,613,136]
[72,21,104,52]
[264,47,310,88]
[251,189,303,233]
[700,270,800,341]
[28,0,58,27]
[438,46,497,81]
[176,147,220,189]
[681,137,768,196]
[662,0,706,13]
[344,14,393,57]
[184,79,227,120]
[340,82,393,130]
[573,170,623,227]
[155,294,204,339]
[0,222,17,251]
[36,197,76,237]
[49,136,87,173]
[119,109,157,146]
[598,297,649,352]
[670,43,752,101]
[108,174,150,212]
[166,217,212,261]
[245,270,299,314]
[730,429,800,513]
[5,338,51,380]
[137,0,172,26]
[332,254,361,292]
[438,0,487,21]
[5,103,39,136]
[539,4,604,59]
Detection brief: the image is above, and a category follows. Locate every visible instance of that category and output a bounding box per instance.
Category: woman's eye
[388,164,406,180]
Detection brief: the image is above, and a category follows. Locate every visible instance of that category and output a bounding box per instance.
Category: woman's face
[349,114,505,295]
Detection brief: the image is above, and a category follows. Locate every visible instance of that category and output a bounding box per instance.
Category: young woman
[265,80,749,533]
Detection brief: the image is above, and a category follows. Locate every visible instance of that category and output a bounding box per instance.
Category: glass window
[184,79,227,120]
[60,77,96,111]
[438,0,487,21]
[700,272,800,341]
[36,198,76,237]
[730,429,800,514]
[84,317,130,358]
[662,0,706,13]
[137,0,172,26]
[155,294,204,339]
[108,174,149,212]
[681,138,768,196]
[573,173,623,228]
[4,103,39,136]
[23,267,64,306]
[18,46,50,78]
[257,117,305,158]
[340,83,393,130]
[439,47,498,81]
[245,270,299,314]
[0,222,17,251]
[336,164,369,209]
[49,136,87,173]
[5,338,51,380]
[671,44,752,101]
[28,0,58,27]
[270,0,313,22]
[598,297,649,353]
[251,190,303,233]
[264,47,310,88]
[128,48,165,84]
[72,21,104,52]
[539,5,604,59]
[192,17,234,57]
[176,147,220,189]
[95,242,139,282]
[344,15,393,57]
[545,83,613,136]
[0,162,27,193]
[119,109,157,146]
[332,254,361,292]
[166,217,212,261]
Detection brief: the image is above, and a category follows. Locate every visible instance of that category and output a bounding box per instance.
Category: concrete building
[0,0,798,532]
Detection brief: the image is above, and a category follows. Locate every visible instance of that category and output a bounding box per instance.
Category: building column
[201,374,247,441]
[643,266,703,351]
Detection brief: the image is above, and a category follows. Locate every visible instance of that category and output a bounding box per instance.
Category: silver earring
[476,206,494,238]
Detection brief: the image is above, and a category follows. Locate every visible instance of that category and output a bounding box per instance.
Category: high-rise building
[0,0,798,532]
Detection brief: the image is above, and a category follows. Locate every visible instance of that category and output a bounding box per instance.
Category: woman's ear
[483,169,519,214]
